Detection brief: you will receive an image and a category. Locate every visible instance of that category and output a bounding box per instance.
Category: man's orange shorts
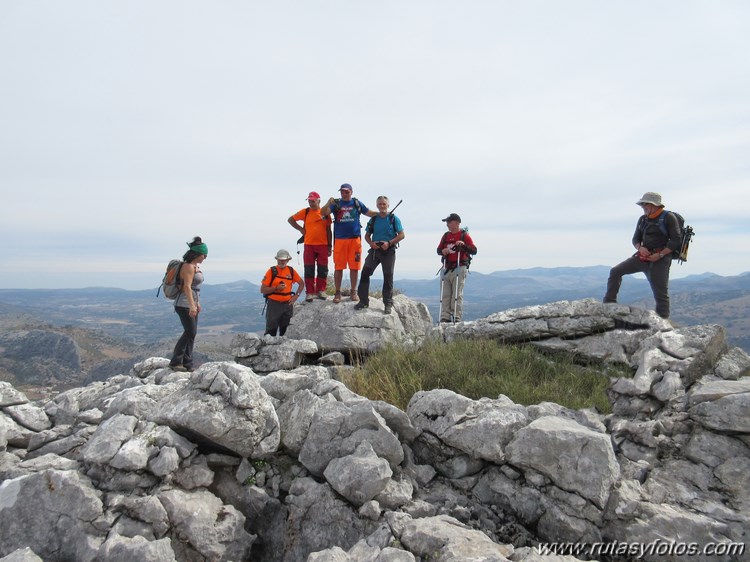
[333,238,362,271]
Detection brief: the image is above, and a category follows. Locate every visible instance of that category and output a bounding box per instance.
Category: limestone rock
[324,441,393,506]
[158,488,255,561]
[299,400,404,477]
[151,362,280,458]
[505,416,619,509]
[0,470,104,561]
[286,294,432,354]
[408,389,528,464]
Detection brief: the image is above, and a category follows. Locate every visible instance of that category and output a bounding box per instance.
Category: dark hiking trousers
[357,247,396,306]
[604,254,672,319]
[265,299,293,336]
[171,306,198,368]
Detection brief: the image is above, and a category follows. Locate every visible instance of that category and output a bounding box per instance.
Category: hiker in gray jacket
[603,192,681,319]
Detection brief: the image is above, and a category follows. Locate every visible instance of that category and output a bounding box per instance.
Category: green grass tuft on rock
[342,339,632,413]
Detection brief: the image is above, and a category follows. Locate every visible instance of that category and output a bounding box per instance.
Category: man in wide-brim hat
[603,192,682,319]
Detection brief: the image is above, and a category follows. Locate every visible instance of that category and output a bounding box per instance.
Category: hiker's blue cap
[339,183,353,192]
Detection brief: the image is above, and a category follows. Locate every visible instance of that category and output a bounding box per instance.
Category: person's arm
[290,279,304,303]
[180,264,198,317]
[456,232,477,255]
[390,229,405,247]
[260,271,280,296]
[437,233,448,256]
[365,230,375,249]
[289,271,304,303]
[320,198,336,217]
[326,217,333,255]
[388,216,405,248]
[633,217,648,255]
[288,214,305,235]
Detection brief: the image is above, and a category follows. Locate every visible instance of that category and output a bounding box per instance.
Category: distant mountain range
[1,266,748,369]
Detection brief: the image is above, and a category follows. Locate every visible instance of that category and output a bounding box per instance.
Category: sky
[1,1,749,290]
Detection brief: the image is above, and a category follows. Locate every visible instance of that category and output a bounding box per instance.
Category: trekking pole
[452,250,461,323]
[389,199,403,216]
[437,265,445,323]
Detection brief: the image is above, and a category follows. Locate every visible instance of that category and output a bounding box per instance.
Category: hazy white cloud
[1,0,749,289]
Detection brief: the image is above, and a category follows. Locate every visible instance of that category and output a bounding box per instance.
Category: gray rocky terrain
[1,297,748,561]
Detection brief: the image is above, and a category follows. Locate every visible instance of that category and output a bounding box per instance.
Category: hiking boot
[333,292,342,304]
[383,305,392,315]
[305,294,314,303]
[350,294,360,303]
[317,292,327,300]
[354,301,369,310]
[170,365,187,372]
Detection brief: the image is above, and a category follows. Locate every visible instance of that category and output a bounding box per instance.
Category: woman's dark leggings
[171,306,198,368]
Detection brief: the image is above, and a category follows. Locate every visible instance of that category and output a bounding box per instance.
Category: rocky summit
[0,298,748,562]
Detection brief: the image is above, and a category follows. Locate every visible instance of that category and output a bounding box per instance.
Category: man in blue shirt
[354,196,405,314]
[321,183,377,303]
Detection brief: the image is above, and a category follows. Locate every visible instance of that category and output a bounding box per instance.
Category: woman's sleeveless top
[175,267,204,309]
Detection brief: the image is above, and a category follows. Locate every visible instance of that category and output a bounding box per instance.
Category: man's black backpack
[640,210,695,264]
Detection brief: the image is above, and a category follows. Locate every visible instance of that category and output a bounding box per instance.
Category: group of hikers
[167,188,681,374]
[269,183,477,338]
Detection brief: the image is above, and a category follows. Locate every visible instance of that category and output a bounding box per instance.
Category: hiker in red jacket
[437,213,477,323]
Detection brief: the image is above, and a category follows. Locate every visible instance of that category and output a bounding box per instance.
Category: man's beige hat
[636,192,664,207]
[275,249,292,260]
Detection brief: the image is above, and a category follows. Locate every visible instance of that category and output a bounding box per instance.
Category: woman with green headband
[169,236,208,372]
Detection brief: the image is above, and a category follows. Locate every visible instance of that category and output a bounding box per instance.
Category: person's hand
[277,282,286,293]
[326,197,336,206]
[189,305,198,318]
[442,247,452,256]
[637,246,650,258]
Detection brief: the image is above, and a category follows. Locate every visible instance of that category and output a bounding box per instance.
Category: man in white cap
[603,192,682,319]
[260,249,304,336]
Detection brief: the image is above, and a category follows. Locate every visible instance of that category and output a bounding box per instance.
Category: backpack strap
[640,211,671,238]
[366,214,400,246]
[267,266,295,295]
[657,210,669,237]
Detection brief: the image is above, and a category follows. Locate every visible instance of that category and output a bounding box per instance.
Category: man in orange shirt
[260,250,304,336]
[288,191,333,301]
